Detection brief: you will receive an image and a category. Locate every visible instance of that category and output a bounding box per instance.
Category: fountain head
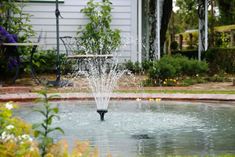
[97,110,108,121]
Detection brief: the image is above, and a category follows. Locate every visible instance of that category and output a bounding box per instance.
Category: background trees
[217,0,235,25]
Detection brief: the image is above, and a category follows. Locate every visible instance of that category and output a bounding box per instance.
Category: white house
[23,0,208,62]
[23,0,142,62]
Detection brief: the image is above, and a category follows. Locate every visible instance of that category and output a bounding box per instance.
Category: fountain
[82,56,126,121]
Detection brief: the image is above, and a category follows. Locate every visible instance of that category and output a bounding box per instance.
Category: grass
[115,89,235,94]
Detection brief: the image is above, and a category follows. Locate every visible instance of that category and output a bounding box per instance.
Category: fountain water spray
[82,56,126,121]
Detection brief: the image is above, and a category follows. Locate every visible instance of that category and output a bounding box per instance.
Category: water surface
[16,100,235,157]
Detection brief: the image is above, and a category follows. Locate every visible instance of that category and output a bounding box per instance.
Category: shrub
[170,41,178,50]
[45,140,99,157]
[123,60,142,74]
[0,102,40,156]
[149,60,176,85]
[142,60,153,72]
[204,48,235,74]
[171,50,198,59]
[26,49,73,75]
[148,55,208,85]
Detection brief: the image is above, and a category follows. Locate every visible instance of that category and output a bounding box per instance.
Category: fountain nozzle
[97,110,108,121]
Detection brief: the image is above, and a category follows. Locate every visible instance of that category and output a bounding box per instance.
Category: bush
[204,48,235,74]
[149,60,176,84]
[123,60,142,74]
[170,41,178,50]
[27,49,73,75]
[123,60,153,74]
[142,60,153,72]
[171,50,198,59]
[148,55,208,85]
[0,102,40,156]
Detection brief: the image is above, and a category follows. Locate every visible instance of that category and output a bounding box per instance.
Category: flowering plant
[0,102,40,156]
[0,26,18,44]
[0,26,20,71]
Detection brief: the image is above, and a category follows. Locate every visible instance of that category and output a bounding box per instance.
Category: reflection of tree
[136,133,176,157]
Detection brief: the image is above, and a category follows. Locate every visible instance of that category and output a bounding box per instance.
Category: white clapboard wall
[23,0,138,62]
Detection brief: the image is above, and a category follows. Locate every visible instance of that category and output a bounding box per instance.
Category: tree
[217,0,235,25]
[147,0,172,59]
[175,0,198,30]
[160,0,173,54]
[77,0,121,55]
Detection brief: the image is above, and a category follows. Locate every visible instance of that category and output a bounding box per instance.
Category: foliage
[0,101,109,157]
[25,49,73,75]
[0,0,34,79]
[77,0,121,54]
[175,0,198,30]
[215,32,230,48]
[33,90,64,157]
[142,60,154,73]
[171,50,198,59]
[123,60,153,74]
[45,140,99,157]
[204,48,235,74]
[0,102,40,157]
[217,0,235,25]
[0,0,34,46]
[162,78,179,86]
[170,41,178,50]
[123,60,142,74]
[148,55,208,86]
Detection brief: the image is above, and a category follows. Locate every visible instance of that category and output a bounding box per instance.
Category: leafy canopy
[77,0,121,55]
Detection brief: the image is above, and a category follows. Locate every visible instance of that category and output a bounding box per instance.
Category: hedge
[171,50,198,59]
[204,48,235,74]
[172,48,235,74]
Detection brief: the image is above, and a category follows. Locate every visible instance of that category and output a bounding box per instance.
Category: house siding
[23,0,138,61]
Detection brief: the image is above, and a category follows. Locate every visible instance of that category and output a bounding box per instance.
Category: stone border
[0,93,235,102]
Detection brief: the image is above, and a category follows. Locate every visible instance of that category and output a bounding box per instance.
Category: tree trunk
[210,0,215,47]
[160,0,172,55]
[149,0,156,60]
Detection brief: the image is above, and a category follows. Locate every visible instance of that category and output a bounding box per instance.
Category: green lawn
[115,89,235,94]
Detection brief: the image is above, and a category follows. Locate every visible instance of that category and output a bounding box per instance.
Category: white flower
[21,134,33,142]
[1,131,7,140]
[5,102,13,110]
[0,132,16,142]
[6,125,14,130]
[136,98,141,101]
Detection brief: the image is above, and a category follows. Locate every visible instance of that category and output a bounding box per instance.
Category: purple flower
[0,26,17,43]
[8,57,20,70]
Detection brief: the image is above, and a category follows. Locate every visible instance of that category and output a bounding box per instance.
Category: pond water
[16,100,235,157]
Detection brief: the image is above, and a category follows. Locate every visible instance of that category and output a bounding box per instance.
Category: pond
[16,100,235,157]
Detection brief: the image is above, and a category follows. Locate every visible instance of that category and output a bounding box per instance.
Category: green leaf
[32,123,41,129]
[52,107,59,114]
[34,130,43,138]
[34,109,46,117]
[48,127,64,135]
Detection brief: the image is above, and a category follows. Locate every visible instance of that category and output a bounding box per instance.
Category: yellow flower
[149,98,154,101]
[155,98,161,102]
